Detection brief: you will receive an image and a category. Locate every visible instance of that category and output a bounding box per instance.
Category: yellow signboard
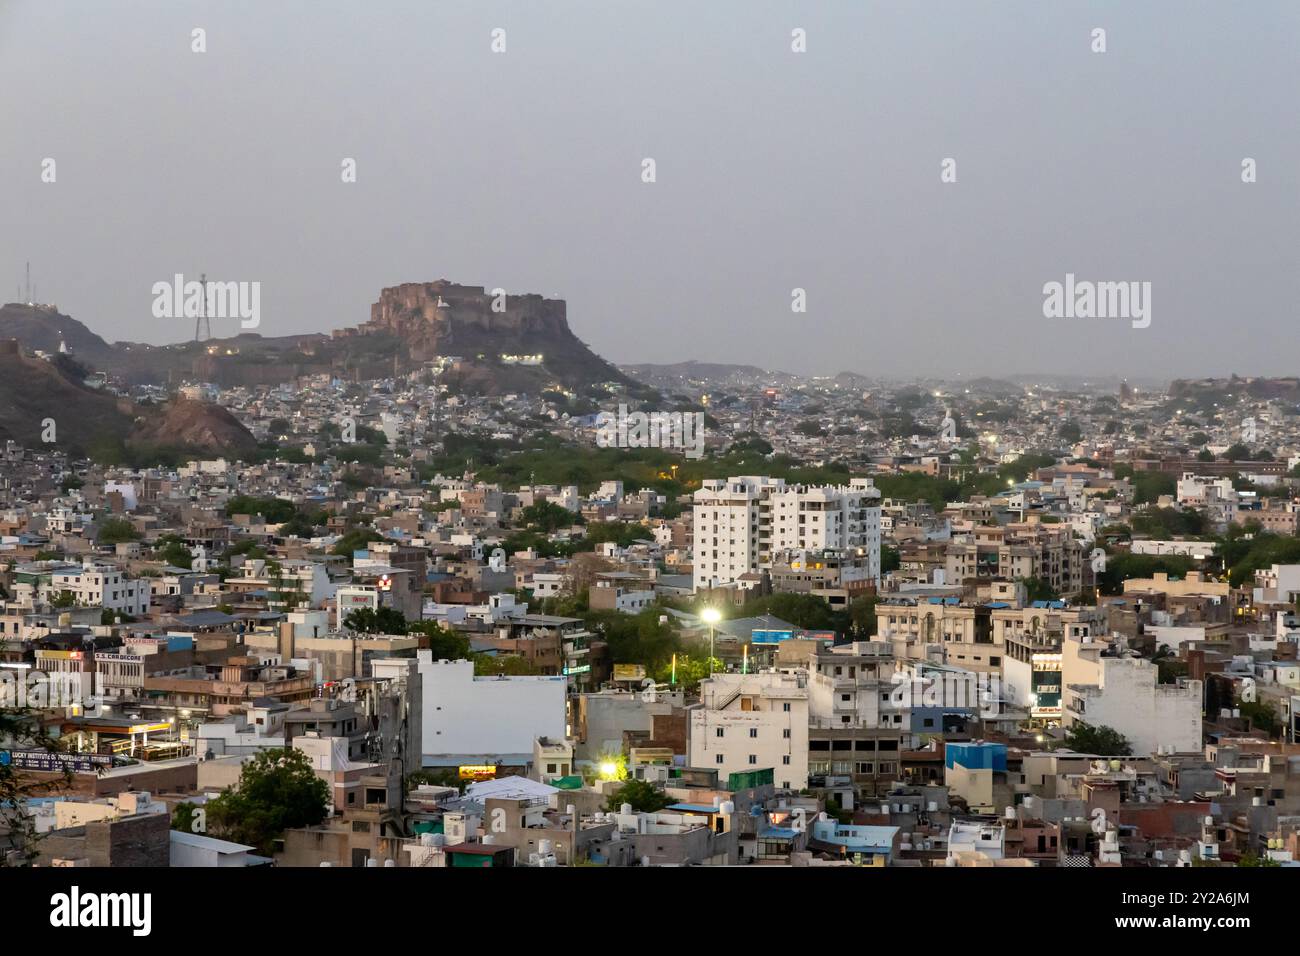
[612,664,646,682]
[458,765,496,780]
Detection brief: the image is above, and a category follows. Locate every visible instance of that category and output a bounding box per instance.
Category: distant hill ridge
[0,279,632,394]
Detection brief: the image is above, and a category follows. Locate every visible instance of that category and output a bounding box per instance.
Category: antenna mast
[194,273,212,342]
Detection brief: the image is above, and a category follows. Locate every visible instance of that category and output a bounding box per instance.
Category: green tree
[171,801,201,834]
[518,501,577,533]
[1018,577,1060,603]
[587,607,679,673]
[343,606,407,634]
[205,748,329,854]
[96,517,140,545]
[225,495,298,523]
[156,535,193,569]
[407,620,471,659]
[472,653,540,676]
[1236,850,1281,867]
[849,593,880,637]
[653,654,721,693]
[1062,722,1132,756]
[739,592,846,633]
[604,778,670,813]
[0,710,73,865]
[1239,700,1280,737]
[331,527,382,557]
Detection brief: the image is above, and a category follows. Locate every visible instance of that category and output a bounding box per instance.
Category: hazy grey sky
[2,0,1297,379]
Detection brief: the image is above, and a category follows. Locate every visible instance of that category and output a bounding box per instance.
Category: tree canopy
[205,748,329,854]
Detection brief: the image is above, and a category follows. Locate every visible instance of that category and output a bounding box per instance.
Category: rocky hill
[339,280,634,390]
[1169,376,1300,401]
[0,303,115,361]
[0,339,257,459]
[1,281,637,395]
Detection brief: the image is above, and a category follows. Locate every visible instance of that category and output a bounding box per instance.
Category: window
[749,728,758,738]
[782,755,791,765]
[716,727,724,738]
[782,702,791,712]
[716,754,724,764]
[748,755,757,765]
[783,729,791,739]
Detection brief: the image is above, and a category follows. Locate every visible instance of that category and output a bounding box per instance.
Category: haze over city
[2,0,1298,379]
[3,1,1300,928]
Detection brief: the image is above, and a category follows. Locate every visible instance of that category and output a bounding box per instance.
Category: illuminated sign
[751,629,795,645]
[458,765,496,780]
[1,750,114,773]
[127,723,172,735]
[563,664,591,675]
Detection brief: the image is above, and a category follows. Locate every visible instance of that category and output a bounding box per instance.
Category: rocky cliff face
[0,280,637,395]
[350,280,627,386]
[133,397,259,456]
[362,281,570,359]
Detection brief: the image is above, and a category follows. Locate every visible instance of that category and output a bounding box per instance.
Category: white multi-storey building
[1062,655,1202,756]
[49,561,151,616]
[687,670,810,791]
[692,476,881,592]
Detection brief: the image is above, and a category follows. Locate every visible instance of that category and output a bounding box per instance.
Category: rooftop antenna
[25,261,30,304]
[193,272,212,342]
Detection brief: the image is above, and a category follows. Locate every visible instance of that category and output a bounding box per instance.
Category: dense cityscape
[4,0,1293,939]
[2,281,1299,877]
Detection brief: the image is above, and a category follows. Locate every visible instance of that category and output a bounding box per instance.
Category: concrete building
[808,817,901,865]
[415,653,567,769]
[170,830,270,867]
[12,559,152,616]
[692,476,881,592]
[1063,654,1202,756]
[573,687,685,764]
[688,670,809,791]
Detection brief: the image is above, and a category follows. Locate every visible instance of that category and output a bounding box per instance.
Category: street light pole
[701,607,721,675]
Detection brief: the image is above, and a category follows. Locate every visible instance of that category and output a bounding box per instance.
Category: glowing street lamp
[700,607,722,674]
